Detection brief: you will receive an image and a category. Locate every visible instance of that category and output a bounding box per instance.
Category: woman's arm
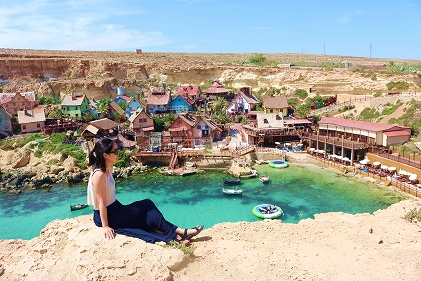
[92,171,116,239]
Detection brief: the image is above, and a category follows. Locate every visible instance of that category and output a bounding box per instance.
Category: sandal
[185,225,204,241]
[174,229,189,243]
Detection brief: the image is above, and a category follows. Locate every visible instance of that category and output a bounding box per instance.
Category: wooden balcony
[304,134,373,150]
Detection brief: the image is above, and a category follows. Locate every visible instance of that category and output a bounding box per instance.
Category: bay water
[0,164,408,240]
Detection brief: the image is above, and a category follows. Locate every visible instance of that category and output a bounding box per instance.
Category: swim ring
[252,204,283,219]
[269,160,289,168]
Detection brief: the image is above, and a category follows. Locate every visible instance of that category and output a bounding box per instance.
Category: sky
[1,0,421,60]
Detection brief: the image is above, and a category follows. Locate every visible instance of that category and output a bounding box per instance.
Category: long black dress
[89,169,178,243]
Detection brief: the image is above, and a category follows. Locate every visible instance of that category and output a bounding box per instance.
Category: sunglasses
[108,149,120,155]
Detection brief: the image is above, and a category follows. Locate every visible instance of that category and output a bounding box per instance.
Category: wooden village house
[203,80,234,102]
[226,87,260,116]
[170,95,194,114]
[125,96,145,119]
[128,109,154,148]
[147,90,171,115]
[61,94,91,119]
[107,101,126,122]
[17,106,46,133]
[262,94,293,116]
[0,92,39,116]
[81,118,120,139]
[176,85,205,110]
[0,106,13,137]
[306,117,412,162]
[167,113,221,148]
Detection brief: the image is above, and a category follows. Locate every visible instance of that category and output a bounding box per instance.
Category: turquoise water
[0,164,408,240]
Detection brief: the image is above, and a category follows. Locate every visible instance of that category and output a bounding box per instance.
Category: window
[5,104,8,107]
[37,124,40,128]
[23,125,26,130]
[202,130,209,136]
[197,125,201,129]
[205,125,209,129]
[264,119,269,124]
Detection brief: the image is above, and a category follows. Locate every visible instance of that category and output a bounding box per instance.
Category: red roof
[177,85,201,98]
[383,130,410,136]
[204,81,230,94]
[318,117,408,132]
[147,91,171,106]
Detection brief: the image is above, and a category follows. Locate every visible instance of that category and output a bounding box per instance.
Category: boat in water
[70,203,89,211]
[223,178,241,184]
[260,175,270,183]
[222,188,243,195]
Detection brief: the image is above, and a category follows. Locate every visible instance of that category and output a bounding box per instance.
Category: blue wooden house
[125,97,145,119]
[170,95,194,114]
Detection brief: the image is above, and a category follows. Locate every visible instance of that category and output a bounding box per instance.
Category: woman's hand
[103,226,116,239]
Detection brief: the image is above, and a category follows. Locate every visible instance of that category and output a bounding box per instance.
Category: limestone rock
[11,149,31,169]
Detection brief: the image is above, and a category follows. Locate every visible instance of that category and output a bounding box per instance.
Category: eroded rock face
[0,216,185,281]
[1,49,420,100]
[11,149,31,169]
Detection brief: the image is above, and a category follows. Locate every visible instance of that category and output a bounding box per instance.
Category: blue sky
[1,0,420,60]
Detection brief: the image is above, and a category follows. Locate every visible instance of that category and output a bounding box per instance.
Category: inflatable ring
[269,160,288,168]
[252,204,283,219]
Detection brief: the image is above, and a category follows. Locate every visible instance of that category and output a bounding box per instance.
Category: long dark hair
[88,138,115,172]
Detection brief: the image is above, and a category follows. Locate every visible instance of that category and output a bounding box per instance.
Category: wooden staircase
[169,149,178,169]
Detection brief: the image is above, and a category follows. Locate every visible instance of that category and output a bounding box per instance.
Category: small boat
[260,175,270,183]
[222,188,243,195]
[223,178,241,184]
[252,204,283,219]
[180,170,196,176]
[70,203,89,211]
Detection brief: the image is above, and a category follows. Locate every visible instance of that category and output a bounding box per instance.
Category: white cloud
[0,0,168,50]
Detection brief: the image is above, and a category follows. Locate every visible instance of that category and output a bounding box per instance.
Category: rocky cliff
[1,49,420,100]
[1,199,420,281]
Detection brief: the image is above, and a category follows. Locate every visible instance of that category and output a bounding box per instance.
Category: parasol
[388,166,396,172]
[373,161,381,166]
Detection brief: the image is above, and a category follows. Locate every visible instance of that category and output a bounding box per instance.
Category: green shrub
[295,89,308,100]
[34,149,43,158]
[249,54,266,66]
[165,241,196,257]
[386,81,410,91]
[405,208,421,223]
[114,150,131,168]
[358,107,380,121]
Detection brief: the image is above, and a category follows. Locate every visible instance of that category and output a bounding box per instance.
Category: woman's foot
[175,225,204,244]
[185,225,204,239]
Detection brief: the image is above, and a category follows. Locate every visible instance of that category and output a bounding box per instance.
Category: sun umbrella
[409,174,418,181]
[373,161,381,166]
[388,166,396,172]
[359,159,369,165]
[380,165,389,170]
[285,143,291,146]
[309,148,315,151]
[342,157,351,162]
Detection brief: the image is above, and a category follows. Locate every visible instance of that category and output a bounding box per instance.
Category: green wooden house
[61,94,91,118]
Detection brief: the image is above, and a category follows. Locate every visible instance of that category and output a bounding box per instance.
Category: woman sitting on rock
[87,138,203,244]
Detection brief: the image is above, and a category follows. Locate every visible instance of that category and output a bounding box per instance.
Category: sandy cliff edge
[1,199,420,281]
